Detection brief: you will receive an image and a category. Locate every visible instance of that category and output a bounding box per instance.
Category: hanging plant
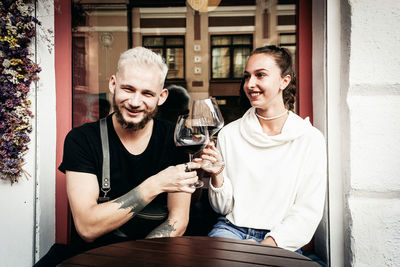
[0,0,41,184]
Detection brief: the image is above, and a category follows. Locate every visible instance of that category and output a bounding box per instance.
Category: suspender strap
[99,118,110,201]
[99,117,127,238]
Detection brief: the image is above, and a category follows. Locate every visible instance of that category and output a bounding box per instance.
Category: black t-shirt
[59,115,187,240]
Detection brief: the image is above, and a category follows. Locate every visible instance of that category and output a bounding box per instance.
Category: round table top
[59,236,320,267]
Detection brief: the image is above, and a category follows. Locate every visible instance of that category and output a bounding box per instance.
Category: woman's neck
[255,107,289,136]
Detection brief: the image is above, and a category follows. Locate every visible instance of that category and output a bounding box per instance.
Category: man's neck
[112,114,154,155]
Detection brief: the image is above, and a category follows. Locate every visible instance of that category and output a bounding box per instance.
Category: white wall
[346,0,400,266]
[0,1,56,266]
[35,0,56,262]
[0,175,36,267]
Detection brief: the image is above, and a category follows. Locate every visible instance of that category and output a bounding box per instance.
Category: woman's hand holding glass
[195,141,224,175]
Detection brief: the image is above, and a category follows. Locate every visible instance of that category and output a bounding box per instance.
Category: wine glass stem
[188,153,193,171]
[189,153,203,188]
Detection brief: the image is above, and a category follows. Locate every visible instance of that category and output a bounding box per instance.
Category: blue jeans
[208,217,303,254]
[208,217,269,242]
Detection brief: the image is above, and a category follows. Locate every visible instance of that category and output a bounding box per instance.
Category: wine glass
[174,114,209,188]
[191,97,224,169]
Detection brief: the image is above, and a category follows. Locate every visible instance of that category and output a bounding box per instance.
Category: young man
[61,47,200,244]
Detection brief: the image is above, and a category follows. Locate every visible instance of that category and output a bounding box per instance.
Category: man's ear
[157,88,169,106]
[280,74,291,90]
[109,75,117,94]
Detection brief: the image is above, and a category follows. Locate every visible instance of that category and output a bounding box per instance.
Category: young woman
[201,45,327,252]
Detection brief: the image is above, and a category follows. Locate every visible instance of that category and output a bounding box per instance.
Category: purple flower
[0,0,40,184]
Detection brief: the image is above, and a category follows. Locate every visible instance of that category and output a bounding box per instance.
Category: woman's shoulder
[305,122,325,141]
[300,122,326,150]
[288,112,325,141]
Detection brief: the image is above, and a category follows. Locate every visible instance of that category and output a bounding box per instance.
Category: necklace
[255,109,288,120]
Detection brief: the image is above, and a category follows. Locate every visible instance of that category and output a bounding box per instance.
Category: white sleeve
[208,171,233,215]
[207,129,234,215]
[266,132,327,251]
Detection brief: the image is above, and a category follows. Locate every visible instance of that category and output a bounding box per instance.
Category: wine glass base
[202,161,225,170]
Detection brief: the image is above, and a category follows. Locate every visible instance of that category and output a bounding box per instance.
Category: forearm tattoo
[145,219,177,239]
[114,188,147,215]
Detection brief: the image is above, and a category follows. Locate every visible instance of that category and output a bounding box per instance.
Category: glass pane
[233,47,251,78]
[232,35,252,45]
[211,36,231,46]
[166,48,184,79]
[166,37,184,46]
[143,37,164,47]
[72,4,126,127]
[73,36,86,88]
[212,48,230,78]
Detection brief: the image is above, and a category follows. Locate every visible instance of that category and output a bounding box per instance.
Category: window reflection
[72,2,127,127]
[233,47,251,78]
[212,47,230,79]
[211,35,252,80]
[71,0,297,126]
[143,36,185,80]
[143,37,164,47]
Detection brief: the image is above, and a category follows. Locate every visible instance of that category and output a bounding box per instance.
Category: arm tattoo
[114,188,147,215]
[145,219,177,239]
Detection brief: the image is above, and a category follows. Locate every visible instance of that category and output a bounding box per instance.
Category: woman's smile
[248,91,263,97]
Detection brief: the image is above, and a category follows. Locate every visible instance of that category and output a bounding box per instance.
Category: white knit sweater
[209,107,327,251]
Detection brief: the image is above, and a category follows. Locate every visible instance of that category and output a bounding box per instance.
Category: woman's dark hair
[250,45,296,111]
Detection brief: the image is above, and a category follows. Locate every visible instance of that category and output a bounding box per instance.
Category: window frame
[210,34,253,81]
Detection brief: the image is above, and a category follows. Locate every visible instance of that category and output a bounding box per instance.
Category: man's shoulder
[66,120,100,142]
[59,120,102,174]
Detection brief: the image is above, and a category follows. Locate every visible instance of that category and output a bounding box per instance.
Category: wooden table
[59,236,320,266]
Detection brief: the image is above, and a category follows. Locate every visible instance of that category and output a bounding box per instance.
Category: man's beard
[113,96,158,131]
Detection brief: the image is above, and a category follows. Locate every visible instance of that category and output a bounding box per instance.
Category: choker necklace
[255,110,288,120]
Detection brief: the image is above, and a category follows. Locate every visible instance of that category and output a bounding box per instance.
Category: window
[143,36,185,80]
[211,35,252,80]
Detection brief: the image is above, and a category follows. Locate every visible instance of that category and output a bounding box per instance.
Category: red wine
[176,140,207,154]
